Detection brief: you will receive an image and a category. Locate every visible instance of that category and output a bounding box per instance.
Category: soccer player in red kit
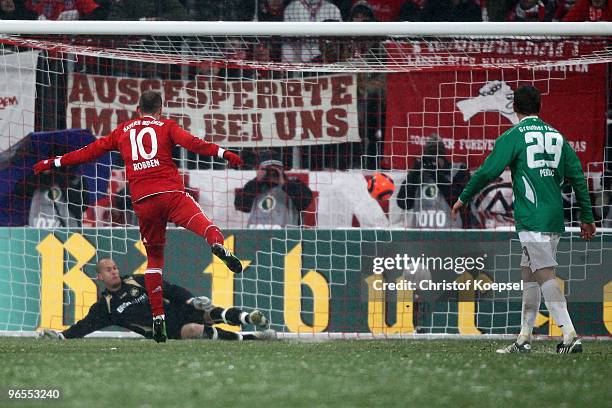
[34,91,244,343]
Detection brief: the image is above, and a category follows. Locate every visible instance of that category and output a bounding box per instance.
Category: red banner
[383,63,606,170]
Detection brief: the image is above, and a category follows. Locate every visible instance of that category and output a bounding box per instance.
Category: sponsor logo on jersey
[123,119,165,133]
[116,293,148,313]
[456,80,518,124]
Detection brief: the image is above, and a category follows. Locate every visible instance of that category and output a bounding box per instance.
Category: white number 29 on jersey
[524,131,563,169]
[129,127,158,161]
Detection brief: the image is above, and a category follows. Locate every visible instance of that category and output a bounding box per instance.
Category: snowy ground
[0,338,610,407]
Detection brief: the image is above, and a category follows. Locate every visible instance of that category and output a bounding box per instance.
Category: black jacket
[397,158,470,211]
[62,275,193,339]
[234,177,313,222]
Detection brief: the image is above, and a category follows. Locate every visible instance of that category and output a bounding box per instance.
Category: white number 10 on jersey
[129,127,158,161]
[524,131,563,169]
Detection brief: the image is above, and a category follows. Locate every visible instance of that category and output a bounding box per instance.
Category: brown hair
[138,90,163,114]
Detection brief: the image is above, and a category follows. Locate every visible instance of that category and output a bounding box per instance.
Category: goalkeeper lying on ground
[39,258,275,341]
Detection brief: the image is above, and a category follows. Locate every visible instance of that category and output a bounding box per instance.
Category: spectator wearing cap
[508,0,555,21]
[563,0,612,20]
[234,151,313,228]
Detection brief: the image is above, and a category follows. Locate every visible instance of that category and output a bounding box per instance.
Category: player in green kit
[451,85,596,354]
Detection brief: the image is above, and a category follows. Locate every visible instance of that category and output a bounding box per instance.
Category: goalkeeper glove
[36,329,66,340]
[33,156,61,175]
[189,296,213,312]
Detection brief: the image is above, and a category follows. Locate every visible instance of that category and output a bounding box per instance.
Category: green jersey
[459,116,594,233]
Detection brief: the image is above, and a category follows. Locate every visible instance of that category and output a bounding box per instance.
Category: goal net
[0,22,610,338]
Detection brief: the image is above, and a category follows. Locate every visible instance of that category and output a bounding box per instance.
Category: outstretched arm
[170,123,243,167]
[33,133,116,175]
[61,301,112,339]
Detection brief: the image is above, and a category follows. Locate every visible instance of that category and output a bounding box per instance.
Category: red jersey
[60,116,220,202]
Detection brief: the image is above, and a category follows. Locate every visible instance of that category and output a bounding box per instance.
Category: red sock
[204,225,224,246]
[144,270,165,318]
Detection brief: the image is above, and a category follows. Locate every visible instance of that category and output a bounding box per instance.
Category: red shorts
[132,191,214,248]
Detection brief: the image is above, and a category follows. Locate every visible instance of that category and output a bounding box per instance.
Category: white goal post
[1,21,611,36]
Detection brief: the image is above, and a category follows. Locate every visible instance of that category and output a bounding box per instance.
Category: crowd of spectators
[1,0,611,21]
[2,0,610,229]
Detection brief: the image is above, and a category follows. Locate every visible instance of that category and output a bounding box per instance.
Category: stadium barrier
[1,228,610,337]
